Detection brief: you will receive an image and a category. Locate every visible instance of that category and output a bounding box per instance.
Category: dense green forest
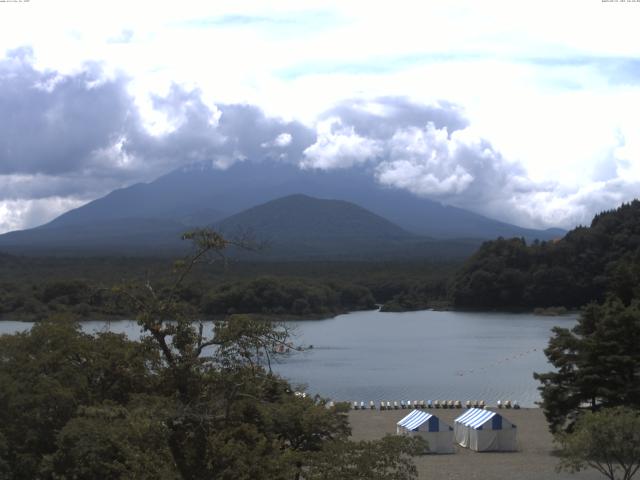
[0,254,457,321]
[450,200,640,309]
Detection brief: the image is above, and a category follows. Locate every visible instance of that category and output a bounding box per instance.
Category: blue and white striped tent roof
[397,410,441,432]
[455,408,508,430]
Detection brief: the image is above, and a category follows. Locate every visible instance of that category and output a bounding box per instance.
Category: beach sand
[348,408,602,480]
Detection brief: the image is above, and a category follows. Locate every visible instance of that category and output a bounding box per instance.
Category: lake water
[0,309,577,407]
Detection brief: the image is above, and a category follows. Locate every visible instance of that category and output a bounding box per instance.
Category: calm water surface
[0,310,576,406]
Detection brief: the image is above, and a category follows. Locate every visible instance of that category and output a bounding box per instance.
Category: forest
[450,200,640,310]
[3,201,640,322]
[0,254,456,321]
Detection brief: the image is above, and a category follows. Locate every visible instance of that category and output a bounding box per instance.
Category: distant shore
[348,408,601,480]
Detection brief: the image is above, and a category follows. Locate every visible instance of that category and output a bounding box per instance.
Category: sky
[1,0,639,233]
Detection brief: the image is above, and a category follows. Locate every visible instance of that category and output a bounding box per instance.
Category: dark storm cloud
[0,174,111,201]
[0,50,316,205]
[122,85,315,170]
[0,47,133,176]
[215,103,316,162]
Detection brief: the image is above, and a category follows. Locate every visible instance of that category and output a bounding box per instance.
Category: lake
[0,309,577,407]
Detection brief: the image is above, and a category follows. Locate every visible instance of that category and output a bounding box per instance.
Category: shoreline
[0,305,583,323]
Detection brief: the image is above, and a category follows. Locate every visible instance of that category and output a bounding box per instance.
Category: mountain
[213,194,481,259]
[0,193,482,259]
[216,194,412,241]
[0,161,564,257]
[0,218,187,256]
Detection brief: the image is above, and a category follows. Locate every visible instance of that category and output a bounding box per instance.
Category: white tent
[396,410,455,454]
[454,408,517,452]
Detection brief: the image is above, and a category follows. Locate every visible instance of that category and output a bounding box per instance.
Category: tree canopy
[450,200,640,309]
[0,229,424,479]
[534,299,640,433]
[556,407,640,480]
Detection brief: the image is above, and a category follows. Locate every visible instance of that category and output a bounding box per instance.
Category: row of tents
[396,408,517,453]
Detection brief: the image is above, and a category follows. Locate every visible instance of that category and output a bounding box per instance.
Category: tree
[556,407,640,480]
[305,435,426,480]
[0,317,157,479]
[534,299,640,433]
[0,431,11,480]
[40,402,180,480]
[112,229,423,479]
[0,229,425,479]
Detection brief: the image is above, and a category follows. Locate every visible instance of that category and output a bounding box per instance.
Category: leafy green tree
[0,317,158,479]
[41,402,180,480]
[305,435,426,480]
[556,407,640,480]
[535,299,640,433]
[451,201,640,309]
[114,229,422,479]
[0,431,11,480]
[0,229,425,479]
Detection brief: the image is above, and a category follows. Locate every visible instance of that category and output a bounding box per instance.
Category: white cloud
[261,132,292,148]
[301,118,382,169]
[273,132,292,147]
[377,124,475,195]
[1,1,640,233]
[0,197,84,234]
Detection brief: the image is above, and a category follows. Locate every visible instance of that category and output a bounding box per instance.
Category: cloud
[0,47,133,176]
[0,50,317,231]
[272,133,293,147]
[0,197,84,234]
[0,48,638,235]
[129,87,315,169]
[0,48,316,179]
[319,97,468,139]
[300,97,470,170]
[301,117,383,169]
[302,97,528,206]
[379,124,531,202]
[300,96,640,231]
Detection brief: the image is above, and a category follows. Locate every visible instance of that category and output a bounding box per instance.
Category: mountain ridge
[0,161,565,258]
[42,160,563,238]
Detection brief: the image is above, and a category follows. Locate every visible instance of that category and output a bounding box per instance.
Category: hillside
[0,193,482,259]
[450,200,640,309]
[217,194,412,240]
[15,160,563,247]
[215,194,481,260]
[0,218,187,256]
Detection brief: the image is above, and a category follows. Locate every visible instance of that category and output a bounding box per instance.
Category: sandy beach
[348,408,602,480]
